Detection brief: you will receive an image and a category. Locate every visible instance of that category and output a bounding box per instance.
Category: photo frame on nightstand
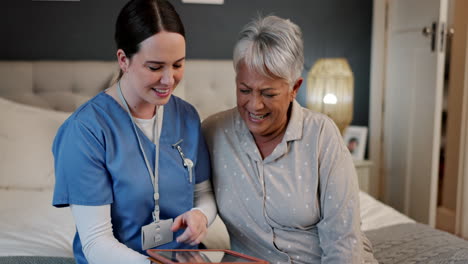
[343,126,368,160]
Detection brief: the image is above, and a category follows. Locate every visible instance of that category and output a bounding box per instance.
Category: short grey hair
[233,15,304,86]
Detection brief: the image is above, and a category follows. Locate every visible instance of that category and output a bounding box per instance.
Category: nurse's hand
[171,210,208,246]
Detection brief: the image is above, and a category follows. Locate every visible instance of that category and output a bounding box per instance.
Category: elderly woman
[202,15,376,263]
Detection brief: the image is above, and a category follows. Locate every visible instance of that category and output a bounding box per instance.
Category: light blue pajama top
[202,100,373,264]
[52,92,211,264]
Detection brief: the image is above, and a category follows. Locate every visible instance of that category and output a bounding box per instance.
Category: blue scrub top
[52,92,211,264]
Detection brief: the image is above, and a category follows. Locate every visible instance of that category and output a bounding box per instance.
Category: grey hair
[233,15,304,86]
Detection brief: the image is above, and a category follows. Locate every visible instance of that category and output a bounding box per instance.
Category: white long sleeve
[70,204,150,264]
[192,180,217,226]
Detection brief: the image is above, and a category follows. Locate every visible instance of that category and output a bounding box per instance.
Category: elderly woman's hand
[171,210,208,246]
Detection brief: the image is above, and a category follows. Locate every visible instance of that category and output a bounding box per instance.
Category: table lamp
[306,58,354,134]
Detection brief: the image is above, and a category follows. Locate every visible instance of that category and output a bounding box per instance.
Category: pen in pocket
[172,139,193,183]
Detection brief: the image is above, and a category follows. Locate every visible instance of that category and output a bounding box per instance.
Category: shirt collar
[284,99,304,142]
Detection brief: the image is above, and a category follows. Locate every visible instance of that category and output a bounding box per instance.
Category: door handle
[422,22,437,52]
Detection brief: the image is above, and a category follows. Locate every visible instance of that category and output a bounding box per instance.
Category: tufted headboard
[0,60,237,119]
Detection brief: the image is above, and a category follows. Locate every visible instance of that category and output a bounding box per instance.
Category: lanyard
[117,81,161,223]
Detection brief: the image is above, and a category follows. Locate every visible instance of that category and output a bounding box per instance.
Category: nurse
[52,0,216,263]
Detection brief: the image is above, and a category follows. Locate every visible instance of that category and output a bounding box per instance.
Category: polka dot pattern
[202,102,366,263]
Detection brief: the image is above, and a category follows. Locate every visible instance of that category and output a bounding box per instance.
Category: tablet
[147,249,268,264]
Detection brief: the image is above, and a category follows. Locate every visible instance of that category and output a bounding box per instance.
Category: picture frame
[343,126,368,160]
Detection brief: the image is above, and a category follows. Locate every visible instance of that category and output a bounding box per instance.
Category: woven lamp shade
[307,58,354,134]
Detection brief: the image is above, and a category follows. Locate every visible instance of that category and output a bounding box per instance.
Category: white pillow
[0,97,71,190]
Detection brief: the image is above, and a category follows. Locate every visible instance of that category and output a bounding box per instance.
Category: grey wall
[0,0,372,127]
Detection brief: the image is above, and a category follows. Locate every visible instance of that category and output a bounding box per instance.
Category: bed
[1,60,468,264]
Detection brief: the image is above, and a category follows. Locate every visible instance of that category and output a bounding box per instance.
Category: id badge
[141,218,174,250]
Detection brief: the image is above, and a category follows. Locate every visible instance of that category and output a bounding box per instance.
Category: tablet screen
[157,250,258,263]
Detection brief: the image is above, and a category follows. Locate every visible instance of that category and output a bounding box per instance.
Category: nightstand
[353,160,373,193]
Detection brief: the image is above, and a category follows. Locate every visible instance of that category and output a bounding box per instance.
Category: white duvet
[0,189,413,257]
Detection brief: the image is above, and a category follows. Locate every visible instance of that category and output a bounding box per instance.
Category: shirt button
[154,193,159,200]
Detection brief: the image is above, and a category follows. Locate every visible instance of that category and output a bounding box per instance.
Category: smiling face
[236,62,301,141]
[117,31,186,117]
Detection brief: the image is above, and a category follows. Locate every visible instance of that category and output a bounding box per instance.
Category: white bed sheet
[0,189,414,257]
[359,191,415,231]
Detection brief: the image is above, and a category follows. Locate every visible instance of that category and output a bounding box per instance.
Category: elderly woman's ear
[291,78,303,101]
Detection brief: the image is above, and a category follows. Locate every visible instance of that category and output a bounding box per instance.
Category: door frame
[368,0,387,200]
[452,0,468,239]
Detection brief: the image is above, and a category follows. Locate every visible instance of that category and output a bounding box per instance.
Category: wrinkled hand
[171,210,208,246]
